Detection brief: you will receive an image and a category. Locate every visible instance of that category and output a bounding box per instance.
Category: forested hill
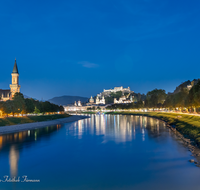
[48,96,89,106]
[173,79,200,94]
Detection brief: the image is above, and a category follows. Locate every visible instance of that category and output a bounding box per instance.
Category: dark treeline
[107,81,200,112]
[0,93,64,116]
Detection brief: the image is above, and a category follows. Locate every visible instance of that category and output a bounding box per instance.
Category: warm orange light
[0,136,3,149]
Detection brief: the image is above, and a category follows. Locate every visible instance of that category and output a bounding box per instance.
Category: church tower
[10,59,21,98]
[96,96,100,104]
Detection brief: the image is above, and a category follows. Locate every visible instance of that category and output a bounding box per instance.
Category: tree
[105,91,123,104]
[133,96,138,102]
[0,101,11,116]
[187,80,200,112]
[146,89,167,108]
[173,90,188,110]
[34,107,40,114]
[13,92,26,115]
[25,98,35,113]
[3,100,15,116]
[135,100,144,109]
[59,105,64,112]
[164,94,174,110]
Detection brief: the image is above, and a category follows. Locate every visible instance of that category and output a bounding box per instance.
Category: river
[0,114,199,190]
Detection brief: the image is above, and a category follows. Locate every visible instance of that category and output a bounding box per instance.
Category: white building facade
[97,86,133,98]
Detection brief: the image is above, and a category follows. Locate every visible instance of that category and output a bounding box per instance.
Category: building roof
[0,89,11,97]
[12,59,19,74]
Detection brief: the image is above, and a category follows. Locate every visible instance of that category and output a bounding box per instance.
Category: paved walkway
[0,115,89,135]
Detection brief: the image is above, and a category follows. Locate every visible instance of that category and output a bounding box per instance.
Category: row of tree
[0,93,64,116]
[106,80,200,112]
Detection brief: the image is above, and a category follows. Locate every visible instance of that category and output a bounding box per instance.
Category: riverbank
[0,114,70,126]
[107,112,200,147]
[0,115,89,135]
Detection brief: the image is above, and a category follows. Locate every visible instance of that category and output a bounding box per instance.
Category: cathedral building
[0,59,20,101]
[99,96,105,104]
[96,96,100,104]
[96,96,105,105]
[89,96,94,103]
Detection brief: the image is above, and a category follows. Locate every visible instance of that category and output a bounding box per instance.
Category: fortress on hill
[87,86,134,105]
[0,59,21,101]
[64,86,134,112]
[97,86,133,98]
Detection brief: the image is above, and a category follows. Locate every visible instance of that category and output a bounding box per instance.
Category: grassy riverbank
[107,111,200,145]
[0,114,70,127]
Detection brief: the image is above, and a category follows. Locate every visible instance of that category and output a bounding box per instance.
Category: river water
[0,114,200,190]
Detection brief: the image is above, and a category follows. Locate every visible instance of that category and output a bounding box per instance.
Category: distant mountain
[48,95,89,106]
[23,95,39,100]
[24,95,30,99]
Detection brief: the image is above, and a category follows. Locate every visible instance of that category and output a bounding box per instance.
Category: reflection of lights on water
[35,131,37,141]
[133,124,136,140]
[0,136,2,149]
[142,128,144,134]
[19,132,23,141]
[28,130,30,136]
[117,115,119,129]
[142,128,145,141]
[14,134,18,140]
[78,114,165,143]
[9,145,19,177]
[143,117,147,128]
[157,121,160,132]
[78,120,83,137]
[140,116,143,128]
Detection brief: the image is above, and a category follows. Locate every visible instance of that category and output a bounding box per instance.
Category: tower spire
[12,59,19,74]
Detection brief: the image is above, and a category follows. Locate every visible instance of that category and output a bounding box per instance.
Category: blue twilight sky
[0,0,200,100]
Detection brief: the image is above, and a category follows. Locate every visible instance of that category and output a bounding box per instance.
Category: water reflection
[0,115,200,190]
[0,124,62,177]
[9,145,19,177]
[70,115,167,143]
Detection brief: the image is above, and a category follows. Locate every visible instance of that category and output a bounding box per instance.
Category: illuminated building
[89,96,94,103]
[0,59,21,101]
[99,96,105,104]
[114,94,134,104]
[97,86,133,98]
[187,85,192,90]
[96,96,100,104]
[87,95,105,105]
[78,100,82,106]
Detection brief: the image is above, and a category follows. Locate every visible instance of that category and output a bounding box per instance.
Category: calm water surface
[0,114,200,190]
